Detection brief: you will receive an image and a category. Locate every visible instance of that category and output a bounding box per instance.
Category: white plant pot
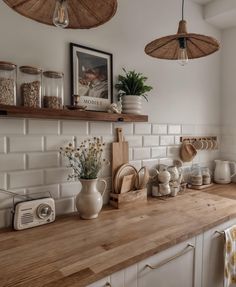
[122,95,142,114]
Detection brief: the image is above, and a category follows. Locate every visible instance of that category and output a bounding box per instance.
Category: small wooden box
[109,188,147,209]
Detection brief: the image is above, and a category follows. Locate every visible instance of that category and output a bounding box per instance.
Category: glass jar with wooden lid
[0,61,17,106]
[42,71,64,109]
[19,66,42,108]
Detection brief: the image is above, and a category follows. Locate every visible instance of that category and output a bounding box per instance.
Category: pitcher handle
[98,179,107,197]
[230,162,236,178]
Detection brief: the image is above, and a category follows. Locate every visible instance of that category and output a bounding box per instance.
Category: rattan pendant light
[145,0,220,65]
[3,0,118,29]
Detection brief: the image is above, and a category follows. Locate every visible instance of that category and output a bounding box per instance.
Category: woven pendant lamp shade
[145,20,220,60]
[3,0,117,29]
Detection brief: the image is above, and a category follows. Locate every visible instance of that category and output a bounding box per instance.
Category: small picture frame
[70,43,113,112]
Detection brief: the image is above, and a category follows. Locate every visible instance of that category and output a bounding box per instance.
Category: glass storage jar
[0,61,17,106]
[202,167,211,185]
[42,71,64,109]
[19,66,42,108]
[190,164,203,186]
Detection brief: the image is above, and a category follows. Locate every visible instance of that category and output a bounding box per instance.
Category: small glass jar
[202,167,211,185]
[190,164,203,186]
[0,61,17,106]
[42,71,64,109]
[19,66,42,108]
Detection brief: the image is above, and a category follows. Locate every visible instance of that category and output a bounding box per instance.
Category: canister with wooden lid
[43,71,64,109]
[0,61,17,106]
[19,66,42,108]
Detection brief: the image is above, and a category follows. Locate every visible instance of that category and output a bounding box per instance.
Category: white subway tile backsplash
[9,136,43,152]
[125,135,142,147]
[160,136,175,146]
[133,148,150,160]
[0,154,25,171]
[60,182,81,198]
[45,136,74,151]
[28,119,60,135]
[28,152,59,169]
[0,137,6,153]
[0,119,25,135]
[45,168,71,185]
[151,147,167,158]
[113,123,133,135]
[152,124,167,135]
[61,120,88,135]
[0,209,12,228]
[27,184,60,199]
[9,170,44,189]
[143,136,159,147]
[167,146,180,158]
[55,197,75,215]
[134,123,151,135]
[90,122,112,135]
[0,117,222,228]
[0,173,6,189]
[142,159,159,170]
[129,160,142,170]
[168,125,181,134]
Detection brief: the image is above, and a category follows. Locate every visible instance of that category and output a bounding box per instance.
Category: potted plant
[115,68,153,114]
[60,138,109,220]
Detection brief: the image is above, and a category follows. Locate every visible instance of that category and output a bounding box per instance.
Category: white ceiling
[191,0,236,29]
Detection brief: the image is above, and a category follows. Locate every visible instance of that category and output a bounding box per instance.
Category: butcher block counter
[1,184,236,287]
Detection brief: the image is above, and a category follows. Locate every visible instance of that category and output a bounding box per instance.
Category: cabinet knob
[145,243,195,270]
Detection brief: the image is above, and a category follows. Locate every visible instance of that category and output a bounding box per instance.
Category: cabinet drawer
[138,238,196,287]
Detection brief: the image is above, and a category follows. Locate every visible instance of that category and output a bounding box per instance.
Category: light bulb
[53,0,69,28]
[177,37,188,66]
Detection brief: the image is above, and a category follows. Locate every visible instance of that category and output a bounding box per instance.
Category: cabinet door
[202,218,236,287]
[138,238,196,287]
[87,277,110,287]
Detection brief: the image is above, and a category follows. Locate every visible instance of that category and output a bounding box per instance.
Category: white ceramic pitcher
[214,160,236,184]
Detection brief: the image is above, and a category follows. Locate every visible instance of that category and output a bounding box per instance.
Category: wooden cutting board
[112,128,129,192]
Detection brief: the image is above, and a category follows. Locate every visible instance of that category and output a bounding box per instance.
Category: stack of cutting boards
[110,128,147,209]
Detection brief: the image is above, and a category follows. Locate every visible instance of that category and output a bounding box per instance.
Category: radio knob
[37,204,52,219]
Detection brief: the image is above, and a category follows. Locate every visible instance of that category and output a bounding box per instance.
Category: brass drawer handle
[105,283,111,287]
[145,243,195,270]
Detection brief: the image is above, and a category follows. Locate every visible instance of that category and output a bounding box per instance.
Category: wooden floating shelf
[0,105,148,122]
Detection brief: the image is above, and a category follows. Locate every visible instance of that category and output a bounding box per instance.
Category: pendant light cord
[182,0,185,20]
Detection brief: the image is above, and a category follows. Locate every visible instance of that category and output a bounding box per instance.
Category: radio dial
[37,204,52,219]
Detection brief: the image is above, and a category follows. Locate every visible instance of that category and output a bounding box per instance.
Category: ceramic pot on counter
[214,160,236,184]
[76,178,107,219]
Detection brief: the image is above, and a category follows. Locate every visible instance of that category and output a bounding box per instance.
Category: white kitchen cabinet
[137,237,197,287]
[87,276,110,287]
[202,218,236,287]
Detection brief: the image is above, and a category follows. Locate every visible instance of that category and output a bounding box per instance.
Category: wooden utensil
[112,128,129,192]
[120,174,136,193]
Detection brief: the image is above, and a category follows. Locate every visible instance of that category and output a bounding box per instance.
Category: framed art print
[70,43,113,111]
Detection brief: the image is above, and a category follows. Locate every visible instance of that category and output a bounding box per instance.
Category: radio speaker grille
[21,213,34,225]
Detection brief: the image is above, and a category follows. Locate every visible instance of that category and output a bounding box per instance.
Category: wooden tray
[187,183,214,190]
[110,188,147,209]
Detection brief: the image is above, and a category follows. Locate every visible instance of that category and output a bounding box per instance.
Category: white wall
[220,27,236,163]
[0,0,221,123]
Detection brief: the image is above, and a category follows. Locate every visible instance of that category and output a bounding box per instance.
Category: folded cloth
[224,226,236,287]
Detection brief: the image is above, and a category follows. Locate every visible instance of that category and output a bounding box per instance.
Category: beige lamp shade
[145,20,220,60]
[3,0,118,29]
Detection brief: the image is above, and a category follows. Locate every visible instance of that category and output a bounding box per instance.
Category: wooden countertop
[1,184,236,287]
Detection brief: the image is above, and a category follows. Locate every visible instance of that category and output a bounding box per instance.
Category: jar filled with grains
[19,66,42,108]
[0,61,17,106]
[42,71,64,109]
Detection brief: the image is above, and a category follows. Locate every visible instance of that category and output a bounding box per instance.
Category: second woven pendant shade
[145,0,220,62]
